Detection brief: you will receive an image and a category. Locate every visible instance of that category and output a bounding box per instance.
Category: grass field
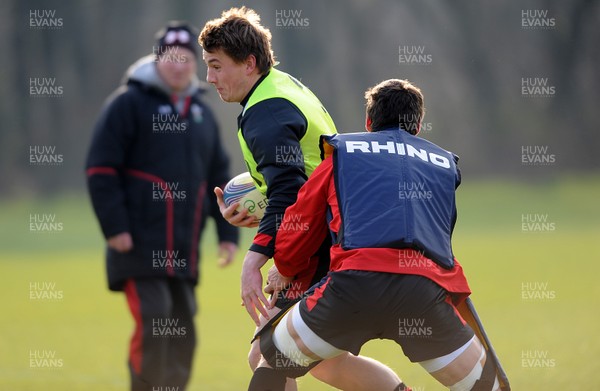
[1,176,599,390]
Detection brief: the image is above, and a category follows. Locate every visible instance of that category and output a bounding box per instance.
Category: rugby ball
[223,172,268,222]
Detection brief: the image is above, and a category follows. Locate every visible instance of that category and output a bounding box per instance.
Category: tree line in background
[1,0,598,196]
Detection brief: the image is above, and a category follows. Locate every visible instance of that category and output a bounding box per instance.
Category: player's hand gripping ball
[223,172,268,222]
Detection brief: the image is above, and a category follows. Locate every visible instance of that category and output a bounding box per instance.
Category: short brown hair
[364,79,425,135]
[198,7,276,74]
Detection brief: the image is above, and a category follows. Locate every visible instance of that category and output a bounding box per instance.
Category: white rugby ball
[223,172,268,222]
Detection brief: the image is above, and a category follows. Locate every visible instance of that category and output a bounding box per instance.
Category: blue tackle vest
[321,129,460,269]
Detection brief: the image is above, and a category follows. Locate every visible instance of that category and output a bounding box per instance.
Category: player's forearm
[242,250,270,272]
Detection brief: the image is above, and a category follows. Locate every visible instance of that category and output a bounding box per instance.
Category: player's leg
[164,279,197,389]
[249,305,298,391]
[391,275,500,390]
[299,272,409,390]
[251,307,406,391]
[251,273,409,391]
[249,303,331,391]
[124,278,172,390]
[309,353,404,391]
[419,335,500,391]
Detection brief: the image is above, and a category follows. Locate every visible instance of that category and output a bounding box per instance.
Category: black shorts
[298,270,474,362]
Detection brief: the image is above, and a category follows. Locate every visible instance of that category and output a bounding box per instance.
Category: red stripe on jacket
[124,279,143,374]
[86,166,117,176]
[189,182,207,277]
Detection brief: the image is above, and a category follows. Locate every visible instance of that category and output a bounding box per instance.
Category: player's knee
[448,362,483,391]
[447,347,499,391]
[259,308,321,378]
[447,357,499,391]
[308,360,338,384]
[419,336,498,391]
[307,353,347,383]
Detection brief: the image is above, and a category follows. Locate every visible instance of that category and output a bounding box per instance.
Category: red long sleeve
[274,157,332,277]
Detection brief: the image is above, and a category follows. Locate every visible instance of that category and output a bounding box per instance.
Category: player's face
[203,49,252,103]
[155,47,197,92]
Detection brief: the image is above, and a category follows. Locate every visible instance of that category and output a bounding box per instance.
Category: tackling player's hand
[214,187,259,228]
[264,265,293,308]
[241,250,270,326]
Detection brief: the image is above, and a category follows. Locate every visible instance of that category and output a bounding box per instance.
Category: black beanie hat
[155,21,199,57]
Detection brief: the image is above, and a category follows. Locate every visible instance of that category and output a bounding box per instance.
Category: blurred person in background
[86,21,238,391]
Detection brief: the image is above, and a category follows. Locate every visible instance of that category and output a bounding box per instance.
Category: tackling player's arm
[271,157,332,285]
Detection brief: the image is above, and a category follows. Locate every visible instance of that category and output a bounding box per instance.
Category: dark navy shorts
[298,270,474,362]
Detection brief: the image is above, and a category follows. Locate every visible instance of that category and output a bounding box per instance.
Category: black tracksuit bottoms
[123,277,197,391]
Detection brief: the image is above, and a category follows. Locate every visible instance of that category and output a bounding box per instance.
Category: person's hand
[217,241,238,267]
[107,232,133,253]
[241,251,270,326]
[264,265,294,308]
[214,187,259,228]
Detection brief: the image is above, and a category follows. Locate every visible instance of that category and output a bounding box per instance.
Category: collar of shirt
[239,71,270,107]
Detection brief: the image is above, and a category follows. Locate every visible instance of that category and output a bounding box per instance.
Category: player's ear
[415,122,421,135]
[244,54,257,75]
[365,116,373,132]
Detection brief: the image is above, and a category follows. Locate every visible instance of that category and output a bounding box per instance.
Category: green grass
[1,176,599,390]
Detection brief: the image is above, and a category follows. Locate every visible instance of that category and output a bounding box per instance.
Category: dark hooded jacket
[86,55,238,291]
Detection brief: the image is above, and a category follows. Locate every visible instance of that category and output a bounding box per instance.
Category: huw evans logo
[29,282,64,300]
[521,145,556,166]
[521,350,556,368]
[29,214,63,232]
[399,113,432,134]
[521,282,556,301]
[398,318,432,337]
[275,145,305,167]
[153,46,189,64]
[521,9,556,30]
[275,10,309,29]
[398,249,436,269]
[29,350,63,368]
[152,250,187,270]
[152,318,187,338]
[399,45,432,65]
[521,214,556,233]
[152,182,186,201]
[29,78,63,97]
[29,145,64,166]
[152,113,188,134]
[521,77,555,98]
[29,9,63,29]
[399,181,432,201]
[275,350,311,368]
[276,213,309,232]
